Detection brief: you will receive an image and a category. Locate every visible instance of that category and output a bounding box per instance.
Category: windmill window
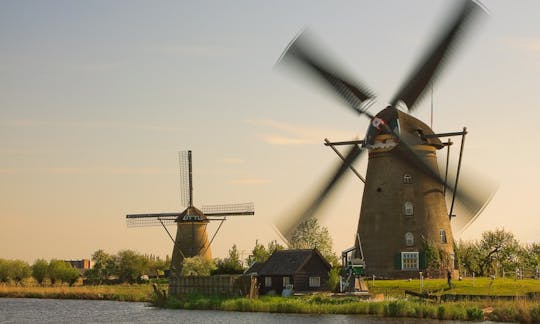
[403,202,414,216]
[309,276,320,288]
[440,229,448,244]
[405,232,414,246]
[265,277,272,287]
[282,276,290,287]
[401,252,419,271]
[403,174,413,184]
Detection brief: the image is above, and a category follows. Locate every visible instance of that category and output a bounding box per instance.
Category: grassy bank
[153,293,540,322]
[0,284,153,302]
[367,277,540,297]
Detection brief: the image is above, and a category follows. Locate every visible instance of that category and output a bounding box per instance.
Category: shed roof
[258,248,331,276]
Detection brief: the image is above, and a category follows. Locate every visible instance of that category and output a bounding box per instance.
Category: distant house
[65,259,92,275]
[256,248,332,295]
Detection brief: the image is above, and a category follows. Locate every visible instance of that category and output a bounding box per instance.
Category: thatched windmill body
[127,151,255,274]
[275,0,495,279]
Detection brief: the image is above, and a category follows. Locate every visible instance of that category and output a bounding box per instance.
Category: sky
[1,1,539,263]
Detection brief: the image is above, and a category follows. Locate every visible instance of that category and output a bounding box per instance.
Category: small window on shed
[282,276,290,287]
[403,202,414,216]
[405,232,414,246]
[308,276,320,288]
[403,174,413,184]
[265,277,272,287]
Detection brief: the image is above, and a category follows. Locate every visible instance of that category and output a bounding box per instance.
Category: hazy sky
[1,1,539,263]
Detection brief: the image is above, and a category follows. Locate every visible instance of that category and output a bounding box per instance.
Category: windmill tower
[126,151,255,275]
[274,0,495,279]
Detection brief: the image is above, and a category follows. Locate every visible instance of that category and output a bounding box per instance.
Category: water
[0,298,471,323]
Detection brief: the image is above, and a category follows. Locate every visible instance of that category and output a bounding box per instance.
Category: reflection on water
[0,298,469,324]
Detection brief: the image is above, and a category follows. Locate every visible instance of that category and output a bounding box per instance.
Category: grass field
[367,277,540,297]
[0,284,153,302]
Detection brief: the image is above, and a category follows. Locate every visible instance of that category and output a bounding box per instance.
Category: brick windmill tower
[126,151,254,275]
[275,0,495,279]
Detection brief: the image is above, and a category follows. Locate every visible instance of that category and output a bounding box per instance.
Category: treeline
[84,249,169,284]
[0,259,80,286]
[455,228,540,278]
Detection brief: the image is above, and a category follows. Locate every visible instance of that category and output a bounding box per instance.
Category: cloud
[245,119,358,146]
[1,119,184,133]
[230,178,271,185]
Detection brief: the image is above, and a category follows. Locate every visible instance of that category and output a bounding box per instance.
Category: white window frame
[264,277,272,287]
[405,232,414,246]
[403,202,414,216]
[308,276,320,288]
[440,229,447,244]
[282,276,290,287]
[401,252,419,271]
[403,174,413,184]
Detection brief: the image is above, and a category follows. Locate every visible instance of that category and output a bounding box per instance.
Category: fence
[168,275,256,297]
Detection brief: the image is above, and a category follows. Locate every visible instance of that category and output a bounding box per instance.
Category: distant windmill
[126,151,255,275]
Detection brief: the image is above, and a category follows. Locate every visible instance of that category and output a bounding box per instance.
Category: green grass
[367,277,540,297]
[154,294,487,321]
[0,284,154,302]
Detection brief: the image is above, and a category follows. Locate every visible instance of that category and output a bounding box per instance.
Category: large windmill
[275,0,495,278]
[126,151,255,275]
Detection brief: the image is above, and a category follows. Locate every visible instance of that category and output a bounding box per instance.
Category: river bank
[0,284,153,302]
[2,278,540,322]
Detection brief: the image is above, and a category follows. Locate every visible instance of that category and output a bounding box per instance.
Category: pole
[443,138,451,196]
[449,127,467,219]
[324,138,366,183]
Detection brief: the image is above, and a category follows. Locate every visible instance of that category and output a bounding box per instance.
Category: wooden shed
[256,248,331,295]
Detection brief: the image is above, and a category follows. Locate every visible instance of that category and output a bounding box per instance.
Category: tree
[455,240,482,276]
[32,259,49,285]
[48,260,67,285]
[85,249,116,284]
[9,260,31,284]
[290,218,339,265]
[477,228,520,276]
[214,244,245,274]
[116,250,149,283]
[246,240,270,266]
[180,257,216,276]
[0,259,8,283]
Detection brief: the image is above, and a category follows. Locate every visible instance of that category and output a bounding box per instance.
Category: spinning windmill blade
[274,0,490,242]
[274,144,365,244]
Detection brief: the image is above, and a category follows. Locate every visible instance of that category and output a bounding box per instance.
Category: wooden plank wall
[169,275,254,297]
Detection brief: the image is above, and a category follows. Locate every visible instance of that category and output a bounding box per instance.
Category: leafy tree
[32,259,49,285]
[246,240,270,266]
[289,218,339,265]
[477,228,520,276]
[0,259,10,283]
[48,260,67,285]
[85,249,116,283]
[116,250,149,283]
[214,244,245,274]
[521,243,540,274]
[455,240,482,276]
[327,267,341,292]
[267,240,285,254]
[147,254,168,278]
[180,256,216,276]
[9,260,31,284]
